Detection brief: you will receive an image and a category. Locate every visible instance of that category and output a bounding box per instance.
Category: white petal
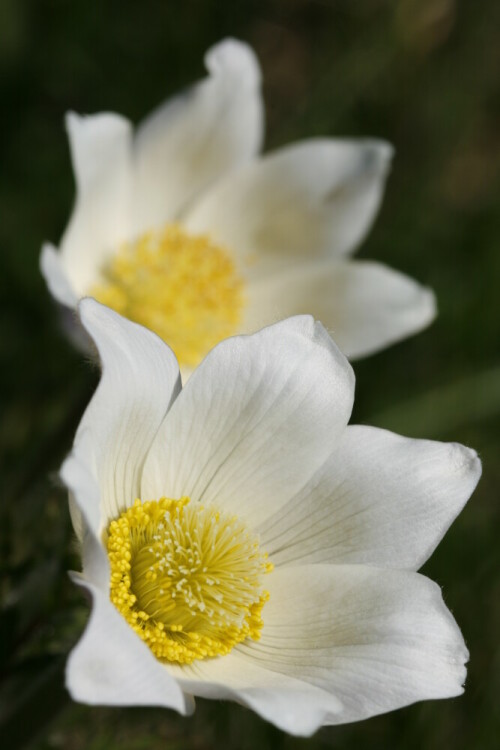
[168,654,341,737]
[68,299,181,535]
[261,426,481,570]
[132,38,263,233]
[243,258,436,358]
[185,139,392,264]
[197,564,466,731]
[67,577,192,714]
[40,243,78,307]
[58,112,133,295]
[141,316,354,528]
[60,438,108,581]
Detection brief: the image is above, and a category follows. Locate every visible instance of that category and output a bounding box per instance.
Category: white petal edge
[132,38,263,234]
[57,111,133,295]
[141,316,354,529]
[173,564,468,734]
[184,138,393,265]
[67,576,193,715]
[243,258,436,359]
[61,437,109,590]
[260,425,481,570]
[66,299,181,536]
[39,247,93,351]
[168,655,342,737]
[40,243,78,308]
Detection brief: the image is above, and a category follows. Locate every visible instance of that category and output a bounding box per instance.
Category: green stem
[369,365,500,438]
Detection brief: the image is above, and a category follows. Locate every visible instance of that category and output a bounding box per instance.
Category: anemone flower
[62,299,480,736]
[42,39,435,376]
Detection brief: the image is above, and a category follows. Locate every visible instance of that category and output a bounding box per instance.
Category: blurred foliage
[0,0,499,748]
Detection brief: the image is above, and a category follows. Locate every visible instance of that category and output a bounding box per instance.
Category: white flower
[41,38,435,374]
[62,298,480,737]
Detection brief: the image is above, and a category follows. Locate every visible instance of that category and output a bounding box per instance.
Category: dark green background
[1,1,499,748]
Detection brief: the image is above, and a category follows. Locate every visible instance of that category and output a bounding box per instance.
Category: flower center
[90,224,244,369]
[107,498,272,664]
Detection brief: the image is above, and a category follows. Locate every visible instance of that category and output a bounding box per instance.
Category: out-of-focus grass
[0,1,498,748]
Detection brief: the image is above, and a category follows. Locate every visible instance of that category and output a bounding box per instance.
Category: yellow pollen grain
[107,498,272,665]
[90,224,244,368]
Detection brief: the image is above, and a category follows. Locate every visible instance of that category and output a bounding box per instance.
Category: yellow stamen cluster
[107,498,272,664]
[90,224,244,368]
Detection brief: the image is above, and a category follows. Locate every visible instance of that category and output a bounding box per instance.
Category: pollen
[90,224,244,369]
[106,498,273,664]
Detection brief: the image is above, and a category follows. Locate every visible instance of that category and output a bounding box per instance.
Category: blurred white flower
[62,299,480,736]
[41,39,435,373]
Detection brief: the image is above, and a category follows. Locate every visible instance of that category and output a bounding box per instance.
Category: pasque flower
[42,39,435,373]
[62,298,480,736]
